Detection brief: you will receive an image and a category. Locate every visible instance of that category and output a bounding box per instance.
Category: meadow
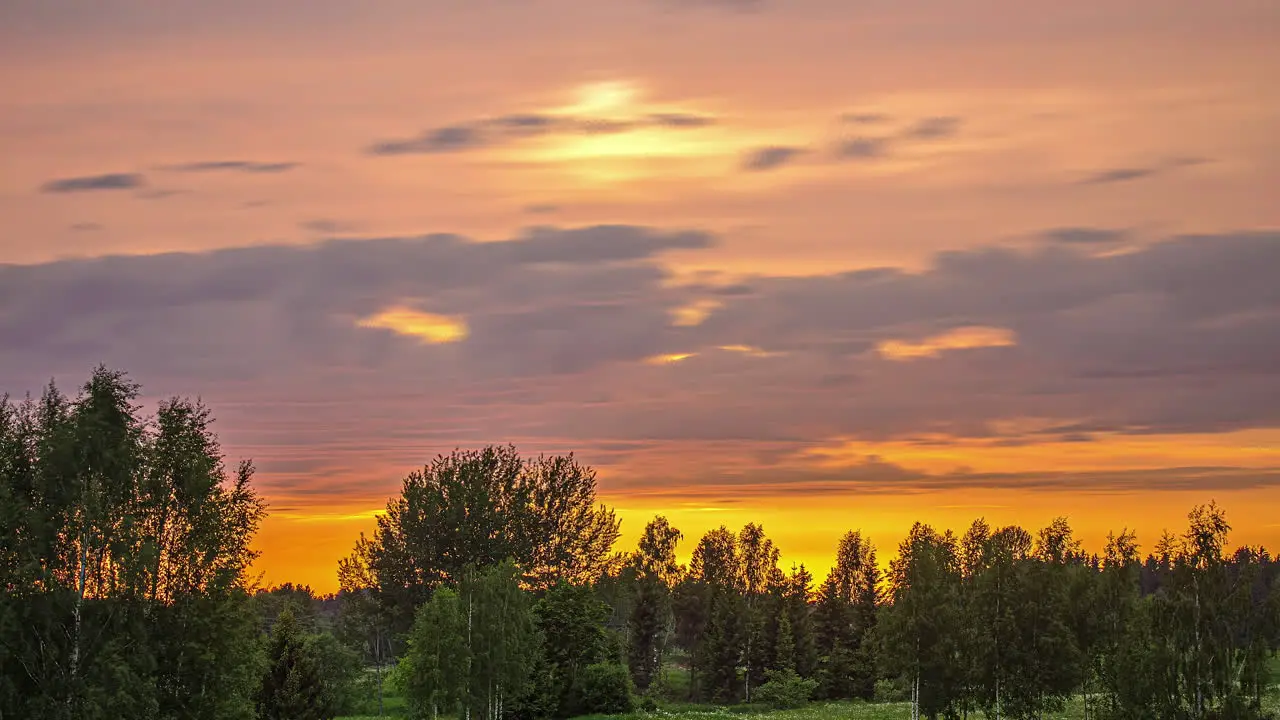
[338,694,1280,720]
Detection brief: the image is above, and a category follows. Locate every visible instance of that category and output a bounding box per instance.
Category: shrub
[874,677,910,703]
[571,662,635,715]
[752,668,818,710]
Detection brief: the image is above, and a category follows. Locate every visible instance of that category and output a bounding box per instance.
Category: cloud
[902,116,963,140]
[68,222,103,232]
[160,161,300,174]
[3,226,1278,499]
[742,146,804,172]
[40,173,144,193]
[300,219,361,234]
[1080,156,1208,185]
[836,137,890,160]
[367,109,717,156]
[369,125,483,155]
[842,112,891,125]
[661,0,766,12]
[1042,227,1128,245]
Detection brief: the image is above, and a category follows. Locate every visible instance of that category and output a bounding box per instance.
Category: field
[337,656,1280,720]
[339,692,1280,720]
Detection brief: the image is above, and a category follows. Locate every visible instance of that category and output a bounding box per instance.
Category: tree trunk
[69,533,86,714]
[376,627,385,717]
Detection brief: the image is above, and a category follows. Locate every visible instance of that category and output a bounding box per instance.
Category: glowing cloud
[646,352,697,364]
[876,325,1016,361]
[670,299,723,327]
[803,428,1280,477]
[356,305,468,344]
[718,344,782,358]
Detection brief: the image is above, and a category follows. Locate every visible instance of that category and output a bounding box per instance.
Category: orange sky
[2,0,1279,594]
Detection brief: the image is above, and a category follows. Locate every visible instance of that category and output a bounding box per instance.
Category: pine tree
[627,516,682,692]
[257,608,329,720]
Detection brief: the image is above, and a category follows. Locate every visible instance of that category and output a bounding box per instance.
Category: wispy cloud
[741,146,804,172]
[159,161,300,174]
[40,173,144,193]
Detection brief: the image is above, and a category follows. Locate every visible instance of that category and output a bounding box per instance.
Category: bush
[874,677,909,703]
[752,668,818,710]
[571,662,635,715]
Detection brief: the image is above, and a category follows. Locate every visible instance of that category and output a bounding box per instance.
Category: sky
[2,0,1279,593]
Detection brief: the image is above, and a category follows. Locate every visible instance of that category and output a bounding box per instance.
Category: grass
[338,661,1280,720]
[339,694,1280,720]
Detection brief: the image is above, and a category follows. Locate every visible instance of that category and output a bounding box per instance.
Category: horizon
[5,0,1280,598]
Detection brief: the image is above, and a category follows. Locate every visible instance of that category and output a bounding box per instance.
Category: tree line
[3,368,1279,720]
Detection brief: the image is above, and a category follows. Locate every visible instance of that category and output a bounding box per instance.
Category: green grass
[337,677,1280,720]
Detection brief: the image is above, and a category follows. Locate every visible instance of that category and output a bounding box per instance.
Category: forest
[2,368,1278,720]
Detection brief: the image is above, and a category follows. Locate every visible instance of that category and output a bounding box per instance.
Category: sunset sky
[3,0,1279,593]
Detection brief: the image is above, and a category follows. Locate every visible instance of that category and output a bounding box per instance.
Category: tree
[880,523,963,720]
[782,564,818,678]
[814,530,879,700]
[686,527,745,702]
[1,368,266,720]
[400,588,468,720]
[531,581,615,717]
[346,446,620,630]
[462,560,539,720]
[737,523,782,702]
[257,608,330,720]
[627,516,683,692]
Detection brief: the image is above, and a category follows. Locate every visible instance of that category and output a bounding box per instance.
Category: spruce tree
[257,608,329,720]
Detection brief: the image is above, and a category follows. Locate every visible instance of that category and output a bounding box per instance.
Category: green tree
[626,516,683,692]
[257,608,330,720]
[462,560,539,720]
[880,522,963,720]
[815,530,879,700]
[531,581,615,717]
[737,523,782,702]
[1,368,266,720]
[782,564,818,678]
[400,588,468,720]
[346,446,621,631]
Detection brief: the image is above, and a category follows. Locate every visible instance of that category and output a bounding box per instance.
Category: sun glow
[646,352,697,364]
[356,305,468,344]
[803,428,1280,476]
[877,325,1017,360]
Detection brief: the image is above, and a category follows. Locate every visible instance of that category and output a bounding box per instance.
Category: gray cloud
[160,161,300,174]
[369,125,483,155]
[1042,227,1128,245]
[1081,156,1208,185]
[368,110,716,156]
[837,137,890,160]
[3,226,1278,497]
[742,146,804,172]
[842,112,891,125]
[300,218,361,234]
[902,116,963,140]
[40,173,144,193]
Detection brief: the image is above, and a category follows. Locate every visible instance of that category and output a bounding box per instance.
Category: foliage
[343,446,621,632]
[258,608,334,720]
[398,588,468,719]
[753,669,819,710]
[571,662,636,716]
[627,517,683,692]
[0,367,266,720]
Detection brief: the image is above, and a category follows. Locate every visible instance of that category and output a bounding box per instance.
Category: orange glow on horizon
[251,487,1280,595]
